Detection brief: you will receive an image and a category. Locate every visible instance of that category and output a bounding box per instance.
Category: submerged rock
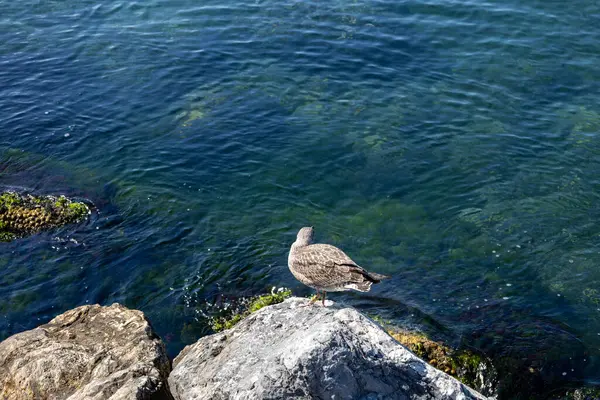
[0,191,90,242]
[169,297,487,400]
[0,303,172,400]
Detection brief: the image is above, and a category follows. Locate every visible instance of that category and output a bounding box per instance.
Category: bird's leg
[321,291,327,307]
[301,292,320,307]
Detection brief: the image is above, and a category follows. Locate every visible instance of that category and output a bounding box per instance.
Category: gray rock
[169,297,487,400]
[0,303,172,400]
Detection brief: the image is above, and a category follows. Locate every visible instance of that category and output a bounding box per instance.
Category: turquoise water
[1,0,600,397]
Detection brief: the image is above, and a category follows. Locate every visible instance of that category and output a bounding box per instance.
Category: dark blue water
[2,0,600,397]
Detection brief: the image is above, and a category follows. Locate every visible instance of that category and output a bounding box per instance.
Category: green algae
[386,327,496,395]
[178,68,331,128]
[247,288,293,312]
[67,201,89,217]
[0,148,100,185]
[365,312,497,395]
[582,288,600,305]
[210,287,292,332]
[362,133,387,151]
[4,291,41,313]
[0,191,91,242]
[182,108,206,125]
[554,104,600,155]
[0,232,16,242]
[0,192,21,209]
[212,313,244,332]
[175,65,411,162]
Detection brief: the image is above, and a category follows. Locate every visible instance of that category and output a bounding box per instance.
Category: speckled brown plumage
[288,227,390,305]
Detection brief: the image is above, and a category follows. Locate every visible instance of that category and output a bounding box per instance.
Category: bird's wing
[293,244,370,288]
[308,244,363,269]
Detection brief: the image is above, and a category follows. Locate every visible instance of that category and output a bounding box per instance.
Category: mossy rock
[210,287,293,332]
[387,328,497,396]
[0,191,91,242]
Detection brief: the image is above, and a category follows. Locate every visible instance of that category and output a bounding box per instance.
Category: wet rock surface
[387,329,497,397]
[0,191,90,242]
[169,297,487,400]
[0,303,172,400]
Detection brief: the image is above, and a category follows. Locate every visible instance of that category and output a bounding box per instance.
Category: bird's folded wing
[294,244,368,287]
[308,244,361,268]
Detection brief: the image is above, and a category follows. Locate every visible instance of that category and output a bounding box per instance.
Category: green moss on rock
[248,288,293,313]
[67,201,89,220]
[0,191,91,242]
[211,314,243,332]
[386,327,496,395]
[0,232,16,242]
[210,287,292,332]
[0,192,21,209]
[388,329,459,375]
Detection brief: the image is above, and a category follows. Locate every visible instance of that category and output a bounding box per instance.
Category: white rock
[169,297,487,400]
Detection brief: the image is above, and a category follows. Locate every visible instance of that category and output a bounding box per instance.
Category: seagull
[288,226,390,306]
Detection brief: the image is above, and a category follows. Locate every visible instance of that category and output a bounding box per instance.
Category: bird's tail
[366,271,391,283]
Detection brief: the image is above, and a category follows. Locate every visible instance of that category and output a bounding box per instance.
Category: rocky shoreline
[0,298,488,400]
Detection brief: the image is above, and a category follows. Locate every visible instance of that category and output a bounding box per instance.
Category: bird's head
[295,226,314,247]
